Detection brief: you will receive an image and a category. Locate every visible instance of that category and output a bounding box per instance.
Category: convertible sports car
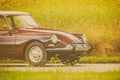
[0,11,92,66]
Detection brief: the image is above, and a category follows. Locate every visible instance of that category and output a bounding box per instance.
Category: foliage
[0,0,120,56]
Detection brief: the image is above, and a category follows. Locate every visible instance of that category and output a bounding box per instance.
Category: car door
[0,16,16,58]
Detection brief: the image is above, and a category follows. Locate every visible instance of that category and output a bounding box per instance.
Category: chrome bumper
[46,44,92,53]
[72,44,92,51]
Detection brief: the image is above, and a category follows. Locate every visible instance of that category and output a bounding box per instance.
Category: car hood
[19,28,82,44]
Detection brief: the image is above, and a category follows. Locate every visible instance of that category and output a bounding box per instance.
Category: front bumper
[46,43,92,53]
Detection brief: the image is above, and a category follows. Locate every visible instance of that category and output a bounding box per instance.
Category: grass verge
[0,56,120,63]
[0,59,25,63]
[79,56,120,63]
[0,70,119,80]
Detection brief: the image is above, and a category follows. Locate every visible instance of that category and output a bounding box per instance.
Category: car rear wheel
[25,41,47,66]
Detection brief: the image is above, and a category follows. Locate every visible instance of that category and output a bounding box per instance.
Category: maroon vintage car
[0,11,92,66]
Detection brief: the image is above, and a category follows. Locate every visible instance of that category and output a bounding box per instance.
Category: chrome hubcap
[29,46,43,63]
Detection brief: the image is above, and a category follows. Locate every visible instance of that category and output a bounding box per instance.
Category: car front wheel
[25,41,47,66]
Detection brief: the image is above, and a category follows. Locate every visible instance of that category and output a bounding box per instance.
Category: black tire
[61,59,77,66]
[60,54,80,66]
[25,41,47,66]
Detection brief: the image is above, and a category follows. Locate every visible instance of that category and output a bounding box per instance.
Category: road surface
[0,63,120,72]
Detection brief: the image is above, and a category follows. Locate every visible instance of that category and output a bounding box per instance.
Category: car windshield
[13,15,39,29]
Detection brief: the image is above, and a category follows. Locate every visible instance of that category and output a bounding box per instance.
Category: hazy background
[0,0,120,56]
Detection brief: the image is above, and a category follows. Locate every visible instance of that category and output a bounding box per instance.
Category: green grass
[79,56,120,63]
[0,56,119,63]
[0,70,119,80]
[0,58,25,63]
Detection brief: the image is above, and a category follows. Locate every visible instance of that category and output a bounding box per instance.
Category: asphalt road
[0,63,120,72]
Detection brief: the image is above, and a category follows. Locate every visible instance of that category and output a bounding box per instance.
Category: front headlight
[82,34,87,43]
[51,35,58,44]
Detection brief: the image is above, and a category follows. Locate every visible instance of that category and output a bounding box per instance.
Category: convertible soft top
[0,11,30,16]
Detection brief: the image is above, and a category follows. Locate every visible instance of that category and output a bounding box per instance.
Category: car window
[0,16,8,31]
[13,15,39,29]
[14,17,23,28]
[0,16,12,31]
